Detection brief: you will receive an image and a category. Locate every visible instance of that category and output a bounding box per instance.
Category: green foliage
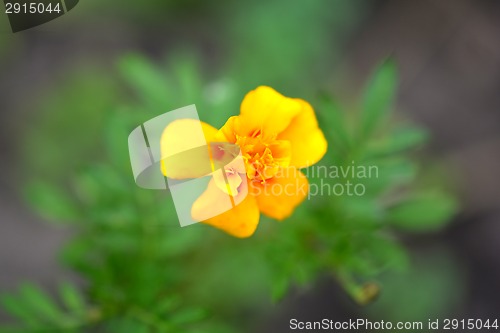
[118,54,173,111]
[2,53,458,333]
[388,191,458,232]
[291,56,458,302]
[22,67,120,184]
[359,59,398,142]
[24,182,80,224]
[0,283,89,332]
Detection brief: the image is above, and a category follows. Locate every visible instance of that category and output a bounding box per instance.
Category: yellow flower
[162,86,327,238]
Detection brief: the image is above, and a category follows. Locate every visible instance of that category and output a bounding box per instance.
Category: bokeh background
[1,0,500,332]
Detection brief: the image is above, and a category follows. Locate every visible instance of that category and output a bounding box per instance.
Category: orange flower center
[235,130,289,184]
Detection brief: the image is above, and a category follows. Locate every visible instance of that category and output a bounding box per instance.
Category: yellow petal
[268,140,292,167]
[253,167,309,220]
[160,119,219,178]
[192,178,260,238]
[217,116,239,143]
[239,86,302,137]
[278,99,327,168]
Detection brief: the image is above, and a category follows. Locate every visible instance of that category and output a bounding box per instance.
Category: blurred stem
[335,272,380,306]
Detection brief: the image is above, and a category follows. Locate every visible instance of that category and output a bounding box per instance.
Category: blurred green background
[1,0,500,332]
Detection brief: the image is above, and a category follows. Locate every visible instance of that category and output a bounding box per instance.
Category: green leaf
[73,165,129,206]
[338,196,382,226]
[59,283,85,315]
[105,318,150,333]
[118,54,171,110]
[19,284,63,324]
[271,274,290,302]
[0,294,40,328]
[359,59,398,141]
[366,237,409,273]
[154,296,181,316]
[24,182,79,223]
[158,228,203,257]
[105,108,137,171]
[94,232,138,252]
[361,158,418,195]
[317,93,351,151]
[59,237,93,272]
[170,307,207,325]
[168,51,202,105]
[367,126,429,157]
[388,191,458,231]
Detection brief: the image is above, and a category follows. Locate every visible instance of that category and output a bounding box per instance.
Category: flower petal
[239,86,302,137]
[192,178,260,238]
[253,167,309,220]
[160,119,219,179]
[278,99,327,168]
[217,116,239,143]
[268,140,292,167]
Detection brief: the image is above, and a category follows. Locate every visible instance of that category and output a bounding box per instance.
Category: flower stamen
[234,131,287,184]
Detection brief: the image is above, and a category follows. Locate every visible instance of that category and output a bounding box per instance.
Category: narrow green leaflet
[59,283,85,315]
[18,284,63,324]
[271,273,290,302]
[118,53,172,110]
[169,307,207,326]
[24,182,80,224]
[388,191,458,231]
[359,59,398,141]
[1,294,40,328]
[168,52,203,106]
[367,126,430,157]
[105,108,138,170]
[317,93,351,151]
[0,283,89,332]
